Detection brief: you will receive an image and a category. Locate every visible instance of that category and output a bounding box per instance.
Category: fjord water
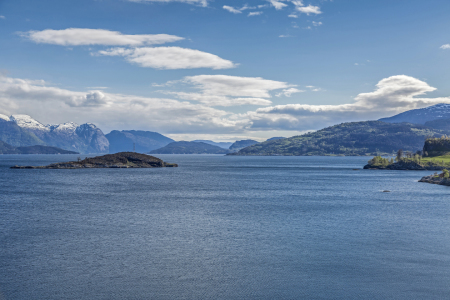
[1,155,450,299]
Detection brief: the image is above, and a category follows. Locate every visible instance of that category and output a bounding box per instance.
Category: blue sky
[1,0,450,141]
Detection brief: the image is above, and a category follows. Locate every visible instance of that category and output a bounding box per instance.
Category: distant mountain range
[3,103,450,156]
[192,140,233,149]
[0,114,108,153]
[0,140,78,154]
[379,103,450,124]
[149,141,230,154]
[229,140,259,152]
[106,130,174,153]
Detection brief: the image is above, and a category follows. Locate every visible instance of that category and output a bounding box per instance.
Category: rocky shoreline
[419,175,450,186]
[11,152,178,169]
[363,160,445,171]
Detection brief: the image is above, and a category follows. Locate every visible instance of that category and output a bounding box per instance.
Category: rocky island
[419,170,450,187]
[11,152,178,169]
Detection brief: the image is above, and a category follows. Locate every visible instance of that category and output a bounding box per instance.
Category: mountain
[149,141,229,154]
[229,140,259,152]
[423,118,450,131]
[229,121,446,156]
[0,114,109,153]
[192,140,233,149]
[106,130,174,153]
[379,103,450,124]
[0,140,78,154]
[266,137,285,141]
[0,118,45,147]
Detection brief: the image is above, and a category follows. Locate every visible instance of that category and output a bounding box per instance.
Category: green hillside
[231,121,445,156]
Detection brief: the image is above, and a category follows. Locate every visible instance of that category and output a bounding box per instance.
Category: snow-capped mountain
[10,115,50,131]
[0,114,109,153]
[379,103,450,124]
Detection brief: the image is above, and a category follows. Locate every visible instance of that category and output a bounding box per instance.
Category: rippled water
[1,154,450,299]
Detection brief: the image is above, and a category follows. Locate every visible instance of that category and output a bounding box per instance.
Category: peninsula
[11,152,178,169]
[364,137,450,171]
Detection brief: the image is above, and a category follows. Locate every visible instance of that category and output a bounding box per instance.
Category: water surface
[1,155,449,299]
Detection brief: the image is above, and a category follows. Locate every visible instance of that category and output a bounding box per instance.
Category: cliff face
[75,123,109,153]
[423,138,450,157]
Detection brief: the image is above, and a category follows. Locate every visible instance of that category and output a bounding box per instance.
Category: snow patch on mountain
[379,103,450,124]
[50,122,79,133]
[10,114,50,131]
[0,114,10,122]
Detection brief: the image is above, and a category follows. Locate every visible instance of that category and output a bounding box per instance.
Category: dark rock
[10,152,177,169]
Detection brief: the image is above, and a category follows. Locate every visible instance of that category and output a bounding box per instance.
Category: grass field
[421,155,450,164]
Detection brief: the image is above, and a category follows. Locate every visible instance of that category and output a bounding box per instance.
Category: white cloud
[306,86,321,92]
[22,28,184,46]
[127,0,208,7]
[276,88,304,97]
[312,21,322,26]
[279,34,293,38]
[157,75,294,106]
[223,5,242,13]
[223,4,258,14]
[97,47,237,70]
[240,5,256,10]
[440,44,450,49]
[248,75,450,130]
[248,11,263,16]
[290,0,303,6]
[184,75,292,98]
[288,14,298,18]
[0,16,5,19]
[268,0,288,10]
[296,5,322,15]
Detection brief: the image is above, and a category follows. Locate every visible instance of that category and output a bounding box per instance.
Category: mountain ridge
[0,114,109,153]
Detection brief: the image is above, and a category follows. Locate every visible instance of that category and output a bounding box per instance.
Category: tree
[443,169,449,178]
[397,149,403,161]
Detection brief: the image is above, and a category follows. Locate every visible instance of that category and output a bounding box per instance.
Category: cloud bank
[2,74,449,138]
[0,75,240,134]
[248,75,450,130]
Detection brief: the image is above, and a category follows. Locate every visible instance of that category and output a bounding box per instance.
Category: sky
[1,0,450,141]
